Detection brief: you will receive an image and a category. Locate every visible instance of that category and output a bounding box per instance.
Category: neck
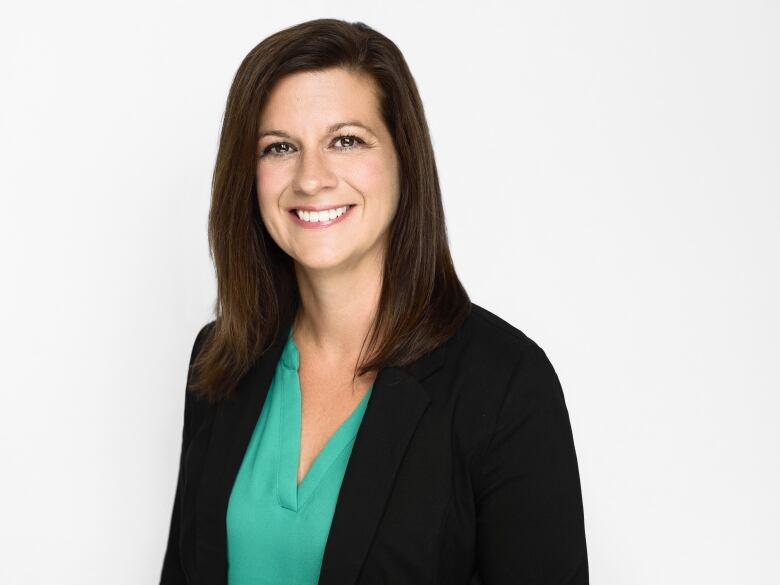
[291,247,384,369]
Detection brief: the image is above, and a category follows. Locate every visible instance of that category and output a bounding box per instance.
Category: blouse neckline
[276,325,373,512]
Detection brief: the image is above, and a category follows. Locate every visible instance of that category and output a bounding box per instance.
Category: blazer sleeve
[159,323,210,585]
[474,345,589,584]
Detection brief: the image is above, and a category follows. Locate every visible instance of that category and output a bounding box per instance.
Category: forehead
[258,67,381,130]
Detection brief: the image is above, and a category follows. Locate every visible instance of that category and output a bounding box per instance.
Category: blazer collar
[194,304,449,585]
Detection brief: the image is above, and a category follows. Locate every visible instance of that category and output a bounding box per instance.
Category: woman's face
[256,67,400,276]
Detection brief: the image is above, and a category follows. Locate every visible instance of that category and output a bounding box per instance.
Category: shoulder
[183,320,217,408]
[455,301,548,372]
[185,320,216,382]
[192,320,216,358]
[464,302,540,348]
[447,302,567,413]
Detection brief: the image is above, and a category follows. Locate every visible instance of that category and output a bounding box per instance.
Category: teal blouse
[226,325,374,585]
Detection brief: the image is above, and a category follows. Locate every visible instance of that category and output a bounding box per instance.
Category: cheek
[347,155,399,203]
[256,166,285,210]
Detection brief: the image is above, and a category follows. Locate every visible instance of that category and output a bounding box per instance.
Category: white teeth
[295,205,349,223]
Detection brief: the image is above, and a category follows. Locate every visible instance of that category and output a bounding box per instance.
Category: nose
[292,147,338,196]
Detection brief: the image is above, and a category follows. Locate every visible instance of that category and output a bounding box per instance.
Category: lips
[289,204,356,212]
[289,204,356,229]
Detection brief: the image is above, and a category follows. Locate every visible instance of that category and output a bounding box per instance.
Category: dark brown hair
[190,18,471,404]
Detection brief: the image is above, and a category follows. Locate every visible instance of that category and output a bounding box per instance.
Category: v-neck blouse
[226,325,374,585]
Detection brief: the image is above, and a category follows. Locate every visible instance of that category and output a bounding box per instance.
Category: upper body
[161,18,588,585]
[159,300,589,584]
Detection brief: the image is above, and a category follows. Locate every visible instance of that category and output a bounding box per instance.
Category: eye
[259,142,294,158]
[332,134,365,150]
[257,134,366,159]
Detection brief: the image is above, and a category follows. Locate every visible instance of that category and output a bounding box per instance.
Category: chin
[294,253,354,272]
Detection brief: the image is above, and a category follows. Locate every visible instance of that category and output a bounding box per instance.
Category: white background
[1,1,777,583]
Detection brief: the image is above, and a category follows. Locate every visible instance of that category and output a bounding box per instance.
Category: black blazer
[160,302,588,584]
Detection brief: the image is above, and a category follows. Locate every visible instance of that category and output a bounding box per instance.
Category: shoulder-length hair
[190,18,471,404]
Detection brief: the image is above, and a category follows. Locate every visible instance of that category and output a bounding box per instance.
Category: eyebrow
[257,120,376,141]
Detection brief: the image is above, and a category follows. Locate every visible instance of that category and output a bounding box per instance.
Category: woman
[160,18,588,585]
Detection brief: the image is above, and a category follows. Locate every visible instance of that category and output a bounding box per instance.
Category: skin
[255,66,401,484]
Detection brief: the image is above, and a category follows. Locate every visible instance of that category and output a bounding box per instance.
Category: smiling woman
[160,17,588,585]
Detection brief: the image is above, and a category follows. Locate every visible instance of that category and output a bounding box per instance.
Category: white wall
[1,1,777,583]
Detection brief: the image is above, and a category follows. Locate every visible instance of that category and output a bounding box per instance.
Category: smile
[289,205,356,229]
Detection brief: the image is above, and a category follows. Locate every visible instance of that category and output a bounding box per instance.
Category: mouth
[288,204,357,212]
[289,204,357,228]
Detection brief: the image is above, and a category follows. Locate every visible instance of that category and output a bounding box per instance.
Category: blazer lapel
[194,305,294,585]
[193,300,450,585]
[318,340,449,585]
